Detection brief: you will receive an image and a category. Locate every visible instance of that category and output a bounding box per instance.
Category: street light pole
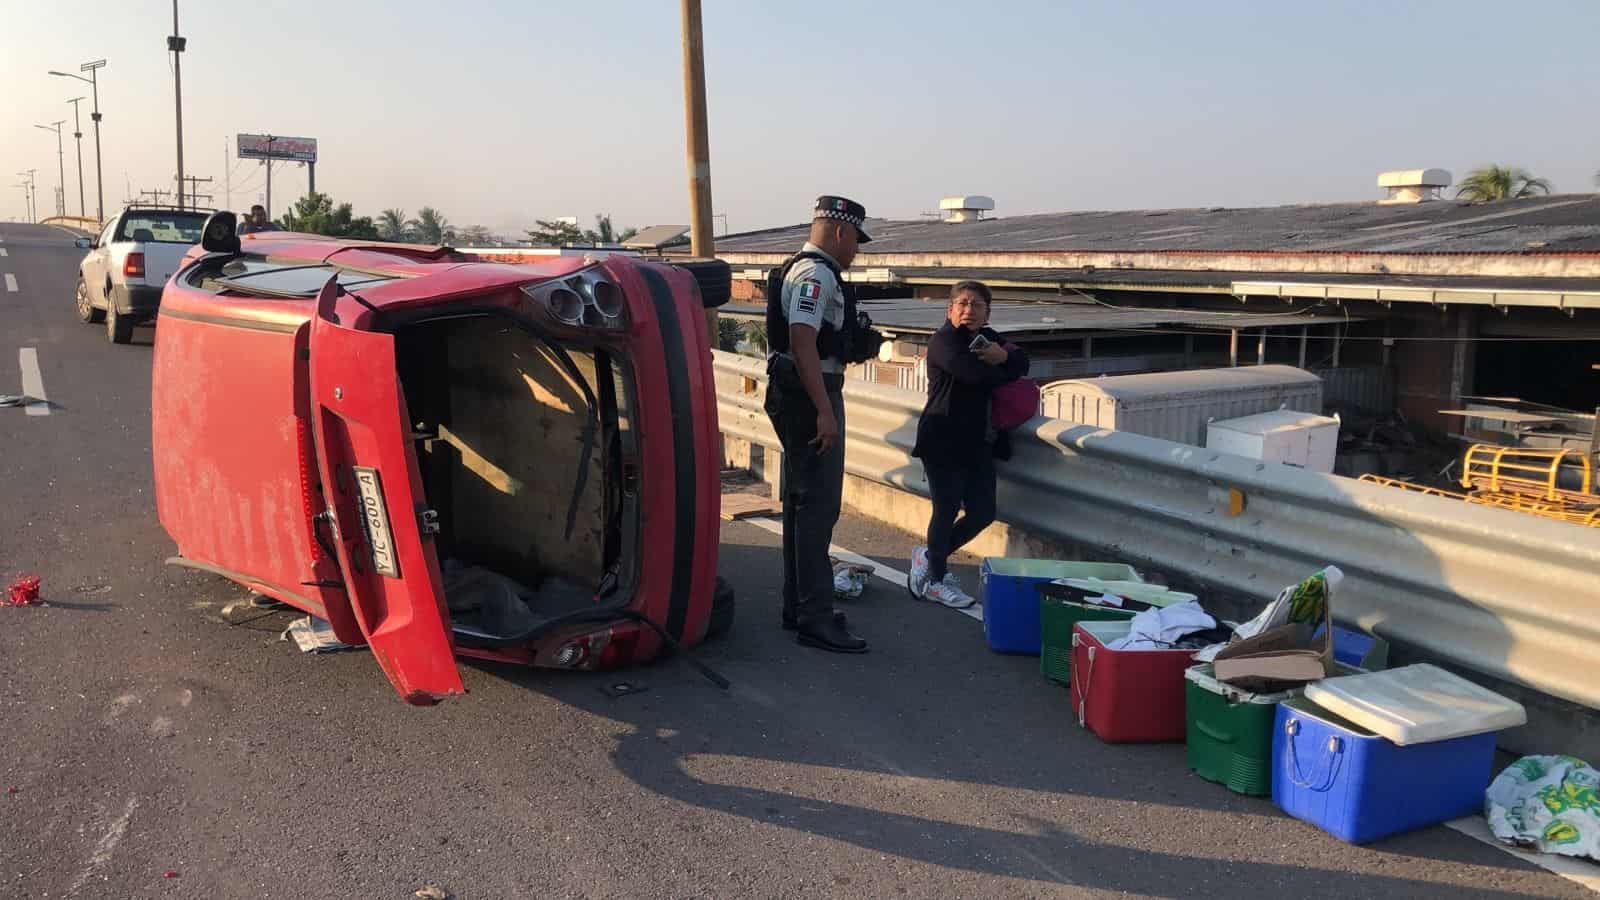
[18,171,38,223]
[66,97,86,217]
[169,1,187,209]
[50,60,106,223]
[34,121,66,217]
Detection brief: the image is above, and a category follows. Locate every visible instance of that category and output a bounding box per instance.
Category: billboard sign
[237,134,318,163]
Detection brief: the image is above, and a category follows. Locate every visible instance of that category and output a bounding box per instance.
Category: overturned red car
[151,213,731,703]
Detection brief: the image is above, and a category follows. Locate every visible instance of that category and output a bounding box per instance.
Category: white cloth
[1107,600,1216,650]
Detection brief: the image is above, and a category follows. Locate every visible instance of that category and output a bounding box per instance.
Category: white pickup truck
[74,207,209,343]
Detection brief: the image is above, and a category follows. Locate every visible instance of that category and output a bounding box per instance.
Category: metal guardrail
[40,215,102,233]
[713,350,1600,710]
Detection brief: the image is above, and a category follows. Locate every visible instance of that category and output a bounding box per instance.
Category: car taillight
[123,252,146,278]
[595,626,639,670]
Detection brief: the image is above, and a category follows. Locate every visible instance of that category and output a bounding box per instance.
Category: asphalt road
[0,220,1591,899]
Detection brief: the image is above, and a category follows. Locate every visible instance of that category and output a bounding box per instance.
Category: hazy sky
[4,1,1598,234]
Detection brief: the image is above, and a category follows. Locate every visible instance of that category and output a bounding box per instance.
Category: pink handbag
[990,343,1039,430]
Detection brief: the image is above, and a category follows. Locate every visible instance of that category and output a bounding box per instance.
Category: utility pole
[50,60,106,223]
[14,183,30,223]
[67,98,86,217]
[19,171,38,223]
[140,188,172,205]
[169,1,187,208]
[263,135,276,219]
[181,175,213,208]
[679,0,718,339]
[33,121,66,216]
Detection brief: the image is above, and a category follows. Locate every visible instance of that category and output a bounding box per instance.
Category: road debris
[415,886,450,899]
[0,394,46,409]
[281,616,359,653]
[7,575,42,606]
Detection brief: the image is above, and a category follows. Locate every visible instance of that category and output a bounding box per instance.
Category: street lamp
[48,59,106,224]
[34,121,66,217]
[66,97,87,218]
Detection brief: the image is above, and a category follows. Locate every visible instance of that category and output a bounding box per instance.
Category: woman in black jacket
[908,281,1030,607]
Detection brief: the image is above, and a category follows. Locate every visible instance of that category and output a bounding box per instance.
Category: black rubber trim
[159,306,301,334]
[639,266,696,642]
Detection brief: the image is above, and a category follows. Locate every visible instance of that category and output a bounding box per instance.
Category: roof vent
[1377,169,1451,204]
[939,195,995,223]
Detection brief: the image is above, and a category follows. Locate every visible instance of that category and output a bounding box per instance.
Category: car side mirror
[200,211,241,255]
[74,237,92,249]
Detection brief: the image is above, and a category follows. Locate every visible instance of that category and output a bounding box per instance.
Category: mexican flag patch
[799,280,822,300]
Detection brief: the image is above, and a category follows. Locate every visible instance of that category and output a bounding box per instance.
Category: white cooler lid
[1303,663,1526,745]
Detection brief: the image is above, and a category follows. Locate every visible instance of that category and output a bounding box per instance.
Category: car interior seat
[132,228,156,242]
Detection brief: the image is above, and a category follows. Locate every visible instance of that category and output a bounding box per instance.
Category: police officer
[764,196,873,653]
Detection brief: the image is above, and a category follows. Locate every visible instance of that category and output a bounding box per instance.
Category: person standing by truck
[908,280,1030,607]
[763,196,880,653]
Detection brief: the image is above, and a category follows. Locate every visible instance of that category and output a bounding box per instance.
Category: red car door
[307,279,465,703]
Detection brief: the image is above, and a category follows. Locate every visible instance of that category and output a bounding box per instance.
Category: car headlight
[520,267,625,328]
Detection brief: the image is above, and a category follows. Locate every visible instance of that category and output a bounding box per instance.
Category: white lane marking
[20,348,49,416]
[1447,816,1600,894]
[4,273,16,292]
[69,796,138,896]
[739,517,1598,890]
[0,247,9,257]
[742,516,983,622]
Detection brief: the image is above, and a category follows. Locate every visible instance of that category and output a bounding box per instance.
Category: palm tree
[1455,165,1552,201]
[589,213,639,244]
[378,208,410,242]
[409,207,451,245]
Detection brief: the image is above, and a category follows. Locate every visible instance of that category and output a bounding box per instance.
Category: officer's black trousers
[769,386,846,628]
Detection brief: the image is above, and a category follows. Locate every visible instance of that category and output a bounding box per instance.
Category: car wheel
[669,258,732,309]
[76,277,104,323]
[704,576,736,641]
[106,298,134,344]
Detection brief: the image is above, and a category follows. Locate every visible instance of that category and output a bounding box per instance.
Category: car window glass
[100,220,117,246]
[117,212,207,244]
[196,257,402,299]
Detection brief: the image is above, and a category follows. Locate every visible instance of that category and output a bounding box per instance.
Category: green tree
[1455,165,1552,201]
[586,213,638,245]
[378,208,411,242]
[528,219,584,247]
[410,207,454,245]
[717,317,745,352]
[278,192,380,239]
[457,224,493,246]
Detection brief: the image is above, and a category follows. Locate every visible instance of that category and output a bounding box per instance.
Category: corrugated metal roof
[621,224,690,249]
[716,195,1600,255]
[724,298,1361,335]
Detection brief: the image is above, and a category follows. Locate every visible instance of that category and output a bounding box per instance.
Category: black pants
[924,454,997,581]
[767,383,846,628]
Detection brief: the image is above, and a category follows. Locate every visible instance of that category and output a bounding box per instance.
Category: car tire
[106,297,134,344]
[76,277,104,323]
[669,258,732,309]
[703,576,736,641]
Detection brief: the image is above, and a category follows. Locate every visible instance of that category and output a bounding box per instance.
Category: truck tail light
[123,252,146,278]
[595,626,639,669]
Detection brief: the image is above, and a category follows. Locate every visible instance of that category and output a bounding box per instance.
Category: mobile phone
[968,334,993,352]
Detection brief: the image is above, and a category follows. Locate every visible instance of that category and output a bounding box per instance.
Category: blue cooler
[978,558,1142,654]
[1272,664,1526,844]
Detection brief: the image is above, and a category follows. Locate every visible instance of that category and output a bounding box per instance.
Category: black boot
[782,610,847,631]
[796,614,868,653]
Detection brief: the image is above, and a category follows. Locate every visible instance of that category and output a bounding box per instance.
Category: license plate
[352,466,399,577]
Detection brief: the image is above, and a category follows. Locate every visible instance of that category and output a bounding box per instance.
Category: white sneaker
[908,546,931,599]
[924,573,977,609]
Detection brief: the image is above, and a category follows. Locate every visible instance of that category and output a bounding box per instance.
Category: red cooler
[1070,620,1196,742]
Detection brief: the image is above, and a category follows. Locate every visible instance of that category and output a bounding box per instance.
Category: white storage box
[1206,409,1340,473]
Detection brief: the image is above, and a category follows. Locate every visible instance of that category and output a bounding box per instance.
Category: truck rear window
[118,212,208,244]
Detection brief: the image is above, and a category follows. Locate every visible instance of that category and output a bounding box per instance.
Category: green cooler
[1039,579,1193,685]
